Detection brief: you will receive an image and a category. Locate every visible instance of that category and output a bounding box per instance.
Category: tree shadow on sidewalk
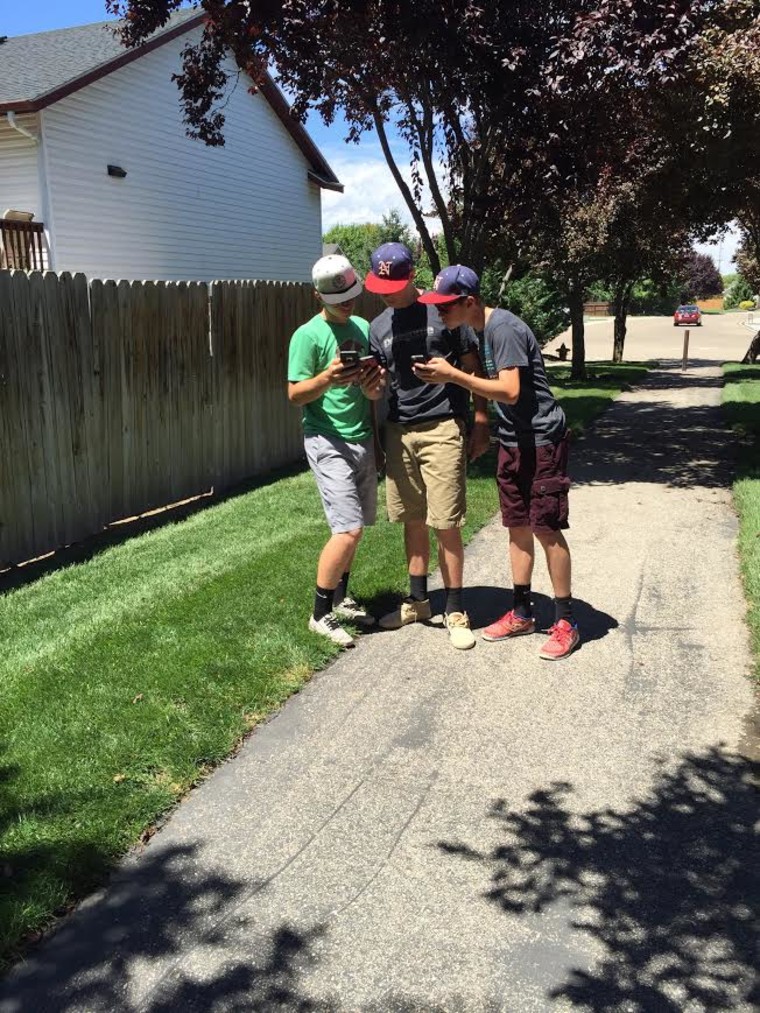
[563,363,743,490]
[437,747,759,1011]
[0,837,330,1012]
[0,461,309,594]
[572,400,737,490]
[1,827,502,1012]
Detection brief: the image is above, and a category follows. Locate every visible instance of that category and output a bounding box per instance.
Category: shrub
[724,274,755,310]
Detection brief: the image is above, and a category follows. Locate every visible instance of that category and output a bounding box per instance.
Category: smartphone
[339,350,360,367]
[359,354,378,367]
[410,353,429,365]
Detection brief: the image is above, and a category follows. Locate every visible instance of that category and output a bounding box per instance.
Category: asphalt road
[544,311,755,365]
[1,319,757,1012]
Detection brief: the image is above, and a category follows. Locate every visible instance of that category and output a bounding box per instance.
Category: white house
[0,9,342,281]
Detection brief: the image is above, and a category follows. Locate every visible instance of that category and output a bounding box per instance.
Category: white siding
[0,114,41,217]
[40,35,323,281]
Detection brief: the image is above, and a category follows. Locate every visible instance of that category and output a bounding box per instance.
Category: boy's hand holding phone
[326,352,360,386]
[358,354,386,396]
[412,354,453,384]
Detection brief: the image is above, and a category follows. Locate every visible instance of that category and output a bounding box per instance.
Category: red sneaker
[539,619,580,660]
[482,609,536,641]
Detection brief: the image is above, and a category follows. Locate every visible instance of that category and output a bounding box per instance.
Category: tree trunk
[612,282,633,363]
[371,107,441,273]
[741,330,760,364]
[568,285,586,380]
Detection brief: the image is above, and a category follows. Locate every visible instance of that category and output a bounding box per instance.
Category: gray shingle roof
[0,7,342,190]
[0,8,200,107]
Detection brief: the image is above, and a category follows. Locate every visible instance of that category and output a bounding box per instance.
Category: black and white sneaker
[333,597,376,628]
[308,613,355,647]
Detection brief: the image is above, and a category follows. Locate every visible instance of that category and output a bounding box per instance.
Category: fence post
[682,328,690,372]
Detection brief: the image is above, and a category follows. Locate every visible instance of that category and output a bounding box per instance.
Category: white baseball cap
[312,254,363,304]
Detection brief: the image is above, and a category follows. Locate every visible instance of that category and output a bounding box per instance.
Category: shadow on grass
[723,366,760,385]
[0,459,309,595]
[438,746,759,1011]
[0,753,142,972]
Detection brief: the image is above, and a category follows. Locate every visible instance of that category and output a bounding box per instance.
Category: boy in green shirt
[288,255,386,646]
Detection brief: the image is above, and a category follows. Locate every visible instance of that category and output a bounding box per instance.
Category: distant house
[0,10,342,281]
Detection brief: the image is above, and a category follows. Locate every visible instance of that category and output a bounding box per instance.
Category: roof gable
[0,10,341,191]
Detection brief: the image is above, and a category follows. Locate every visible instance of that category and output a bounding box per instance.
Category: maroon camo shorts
[496,431,571,532]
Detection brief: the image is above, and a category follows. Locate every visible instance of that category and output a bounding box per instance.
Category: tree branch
[403,93,456,263]
[371,104,441,273]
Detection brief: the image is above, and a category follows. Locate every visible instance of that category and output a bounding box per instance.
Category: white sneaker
[308,613,355,647]
[333,597,376,627]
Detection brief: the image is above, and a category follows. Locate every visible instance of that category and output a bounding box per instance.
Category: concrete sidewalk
[1,365,757,1012]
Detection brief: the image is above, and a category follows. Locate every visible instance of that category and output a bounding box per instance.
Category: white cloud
[320,142,442,234]
[322,156,412,227]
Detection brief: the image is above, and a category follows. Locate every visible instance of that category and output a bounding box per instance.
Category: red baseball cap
[365,242,415,294]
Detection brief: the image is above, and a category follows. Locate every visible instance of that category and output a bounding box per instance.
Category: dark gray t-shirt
[370,302,477,425]
[480,308,566,447]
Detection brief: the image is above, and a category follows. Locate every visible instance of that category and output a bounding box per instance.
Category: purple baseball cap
[418,264,480,304]
[365,242,415,294]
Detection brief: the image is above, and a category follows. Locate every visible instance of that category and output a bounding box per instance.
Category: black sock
[513,584,532,618]
[333,572,350,605]
[314,584,335,621]
[445,586,463,614]
[554,595,574,624]
[409,574,428,602]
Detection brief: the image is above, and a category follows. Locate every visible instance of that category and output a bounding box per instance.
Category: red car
[674,304,702,326]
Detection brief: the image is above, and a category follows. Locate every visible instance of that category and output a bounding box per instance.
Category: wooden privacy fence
[0,270,383,566]
[583,301,611,317]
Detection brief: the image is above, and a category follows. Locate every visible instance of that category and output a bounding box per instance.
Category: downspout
[6,110,39,143]
[6,110,55,270]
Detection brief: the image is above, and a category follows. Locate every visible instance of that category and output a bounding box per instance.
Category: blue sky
[3,0,117,35]
[4,2,739,267]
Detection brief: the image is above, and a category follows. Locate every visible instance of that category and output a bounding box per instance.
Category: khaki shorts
[384,418,467,529]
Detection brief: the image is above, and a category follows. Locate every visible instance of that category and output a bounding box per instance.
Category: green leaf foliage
[724,274,756,310]
[481,265,570,347]
[323,210,415,274]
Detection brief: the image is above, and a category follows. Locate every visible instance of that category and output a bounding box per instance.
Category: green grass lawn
[0,361,648,969]
[722,363,760,683]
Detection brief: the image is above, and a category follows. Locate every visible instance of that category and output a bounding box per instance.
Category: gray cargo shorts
[304,433,377,534]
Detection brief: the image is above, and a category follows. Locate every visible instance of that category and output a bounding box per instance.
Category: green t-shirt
[287,314,373,441]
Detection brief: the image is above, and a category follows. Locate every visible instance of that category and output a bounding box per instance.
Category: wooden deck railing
[0,220,48,271]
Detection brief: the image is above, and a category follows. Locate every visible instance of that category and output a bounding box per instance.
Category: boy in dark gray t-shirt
[365,243,491,650]
[417,265,580,661]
